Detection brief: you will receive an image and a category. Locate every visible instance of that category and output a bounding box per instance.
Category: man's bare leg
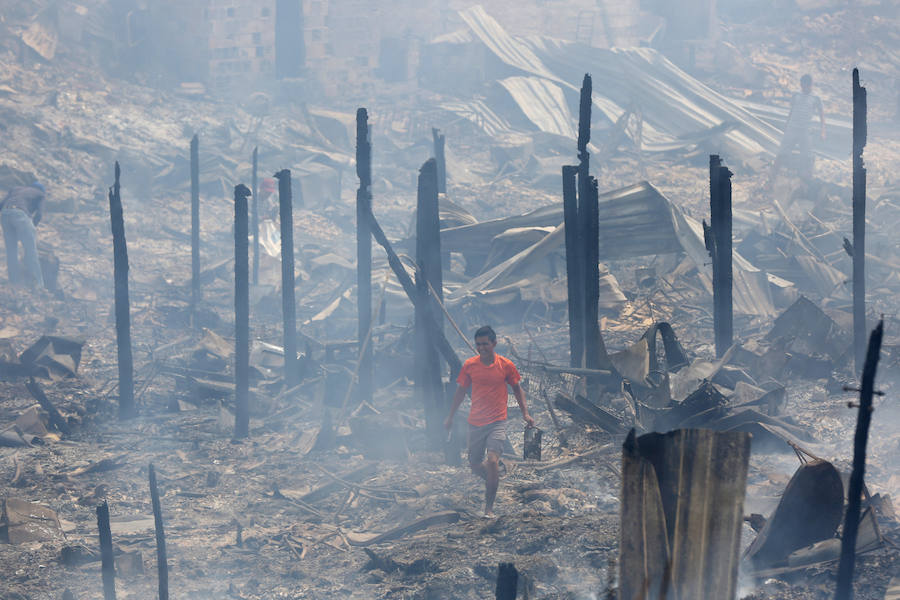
[483,451,500,515]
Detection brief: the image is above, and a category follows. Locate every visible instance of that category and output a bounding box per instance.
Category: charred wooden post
[496,562,518,600]
[356,109,374,408]
[562,165,584,368]
[109,162,135,419]
[852,69,867,372]
[234,184,252,439]
[251,146,260,286]
[835,320,883,600]
[148,464,169,600]
[96,500,116,600]
[432,128,446,194]
[275,169,299,386]
[415,159,444,447]
[705,155,734,358]
[582,175,604,399]
[190,134,200,328]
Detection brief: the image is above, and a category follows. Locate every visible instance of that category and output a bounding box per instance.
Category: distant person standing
[1,182,45,289]
[772,74,826,179]
[444,325,534,517]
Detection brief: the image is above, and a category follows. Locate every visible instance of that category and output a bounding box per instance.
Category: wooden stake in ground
[575,74,592,373]
[96,500,116,600]
[706,155,734,358]
[190,134,200,328]
[495,562,518,600]
[432,128,446,194]
[415,158,444,447]
[109,162,135,419]
[852,68,867,372]
[275,169,299,386]
[835,320,883,600]
[251,146,260,286]
[356,108,373,408]
[562,165,583,368]
[234,184,252,439]
[148,464,169,600]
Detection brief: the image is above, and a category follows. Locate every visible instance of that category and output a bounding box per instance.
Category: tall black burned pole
[415,158,444,445]
[356,109,373,408]
[835,320,883,600]
[577,73,604,396]
[563,165,583,368]
[109,162,135,419]
[852,68,867,372]
[251,146,260,286]
[190,134,200,328]
[275,169,299,386]
[234,184,252,439]
[705,155,733,358]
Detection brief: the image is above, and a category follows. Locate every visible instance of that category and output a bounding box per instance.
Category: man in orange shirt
[444,325,534,517]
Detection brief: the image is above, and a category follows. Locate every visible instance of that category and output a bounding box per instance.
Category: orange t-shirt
[456,354,521,426]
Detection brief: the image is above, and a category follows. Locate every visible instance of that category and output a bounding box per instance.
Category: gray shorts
[468,420,506,465]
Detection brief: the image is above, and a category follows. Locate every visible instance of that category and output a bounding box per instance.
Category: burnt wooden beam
[275,169,299,387]
[251,146,260,286]
[190,134,200,328]
[148,464,169,600]
[109,162,135,419]
[234,184,252,439]
[96,500,116,600]
[835,320,883,600]
[415,159,445,448]
[356,108,373,409]
[562,165,583,368]
[359,196,462,375]
[432,128,446,194]
[705,155,733,358]
[495,562,518,600]
[26,377,70,435]
[852,68,867,372]
[582,175,605,397]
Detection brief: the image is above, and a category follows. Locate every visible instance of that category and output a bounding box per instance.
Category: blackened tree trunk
[562,165,583,368]
[852,68,867,372]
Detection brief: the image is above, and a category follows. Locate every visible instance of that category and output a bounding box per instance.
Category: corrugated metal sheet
[497,76,577,139]
[456,5,794,164]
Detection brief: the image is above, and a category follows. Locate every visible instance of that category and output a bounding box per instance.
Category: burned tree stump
[851,68,867,372]
[96,500,116,600]
[190,134,200,329]
[356,108,373,409]
[836,320,883,600]
[274,169,299,387]
[108,162,134,419]
[234,184,252,439]
[148,464,169,600]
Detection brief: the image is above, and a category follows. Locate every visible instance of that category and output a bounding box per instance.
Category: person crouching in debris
[1,181,46,289]
[444,325,534,517]
[770,74,826,180]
